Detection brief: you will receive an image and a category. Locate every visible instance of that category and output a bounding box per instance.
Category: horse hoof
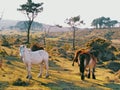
[29,77,32,79]
[87,74,90,79]
[92,77,96,79]
[45,75,49,78]
[81,75,85,80]
[72,63,74,66]
[92,75,96,79]
[26,75,32,79]
[81,78,85,80]
[87,77,90,79]
[38,75,42,78]
[26,75,29,79]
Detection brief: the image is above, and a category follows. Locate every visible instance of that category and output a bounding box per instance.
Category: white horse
[19,45,49,79]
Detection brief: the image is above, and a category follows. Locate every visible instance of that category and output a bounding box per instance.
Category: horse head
[19,45,26,60]
[72,50,82,66]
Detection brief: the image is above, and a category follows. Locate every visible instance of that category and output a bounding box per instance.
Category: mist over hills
[0,20,18,30]
[0,20,71,32]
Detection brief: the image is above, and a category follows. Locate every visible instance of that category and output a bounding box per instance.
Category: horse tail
[74,50,81,62]
[72,50,81,66]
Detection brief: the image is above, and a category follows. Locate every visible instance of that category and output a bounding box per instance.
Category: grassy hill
[0,28,120,90]
[0,47,120,90]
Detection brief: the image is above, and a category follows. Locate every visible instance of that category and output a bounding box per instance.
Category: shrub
[106,61,120,72]
[14,38,22,44]
[13,78,29,86]
[86,38,116,61]
[1,35,11,47]
[62,43,71,51]
[104,31,114,40]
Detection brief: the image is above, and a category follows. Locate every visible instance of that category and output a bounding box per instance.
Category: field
[0,28,120,90]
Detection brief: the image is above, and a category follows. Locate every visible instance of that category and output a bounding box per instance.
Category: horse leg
[38,63,43,78]
[26,63,32,79]
[79,54,86,80]
[45,60,49,78]
[80,57,85,80]
[72,61,74,66]
[77,59,80,66]
[80,64,85,80]
[92,68,96,79]
[87,68,91,79]
[25,64,29,78]
[72,59,80,66]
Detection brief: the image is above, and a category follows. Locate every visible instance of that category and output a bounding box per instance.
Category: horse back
[31,43,44,51]
[79,53,90,65]
[85,54,97,69]
[24,50,48,64]
[31,49,48,55]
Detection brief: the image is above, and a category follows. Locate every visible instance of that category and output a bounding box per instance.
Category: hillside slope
[0,28,120,90]
[0,47,120,90]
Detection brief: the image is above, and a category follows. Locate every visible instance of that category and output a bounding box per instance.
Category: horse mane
[73,48,93,62]
[79,49,90,54]
[31,43,44,51]
[73,49,96,62]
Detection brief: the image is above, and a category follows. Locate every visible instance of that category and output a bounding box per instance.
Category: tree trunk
[27,20,33,44]
[73,26,76,50]
[43,29,46,47]
[96,24,98,29]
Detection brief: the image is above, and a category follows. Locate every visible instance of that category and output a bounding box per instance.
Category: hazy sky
[0,0,120,28]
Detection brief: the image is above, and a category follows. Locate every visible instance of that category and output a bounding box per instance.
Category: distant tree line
[91,16,118,29]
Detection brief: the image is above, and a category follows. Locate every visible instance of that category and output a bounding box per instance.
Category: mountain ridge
[0,20,72,32]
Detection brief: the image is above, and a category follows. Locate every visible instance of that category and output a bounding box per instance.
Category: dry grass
[0,29,120,90]
[112,40,120,44]
[0,47,120,90]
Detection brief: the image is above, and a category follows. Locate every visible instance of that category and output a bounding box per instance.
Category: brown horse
[72,49,97,80]
[31,43,44,51]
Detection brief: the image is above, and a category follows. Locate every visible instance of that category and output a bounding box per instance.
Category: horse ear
[22,45,26,48]
[24,45,26,48]
[19,45,24,49]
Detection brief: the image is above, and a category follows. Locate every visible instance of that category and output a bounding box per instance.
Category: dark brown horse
[72,49,97,80]
[31,43,44,51]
